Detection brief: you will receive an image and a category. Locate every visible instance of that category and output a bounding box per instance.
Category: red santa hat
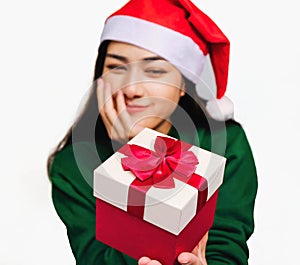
[100,0,234,121]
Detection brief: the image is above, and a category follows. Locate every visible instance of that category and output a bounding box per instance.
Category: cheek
[152,91,180,116]
[102,74,123,94]
[159,100,178,117]
[154,86,182,105]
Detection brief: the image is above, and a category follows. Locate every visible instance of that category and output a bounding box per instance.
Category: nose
[122,82,144,99]
[122,67,144,99]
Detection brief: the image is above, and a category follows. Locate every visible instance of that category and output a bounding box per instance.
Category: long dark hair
[46,40,210,175]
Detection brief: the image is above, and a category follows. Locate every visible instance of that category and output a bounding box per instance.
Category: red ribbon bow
[118,135,208,218]
[120,136,199,189]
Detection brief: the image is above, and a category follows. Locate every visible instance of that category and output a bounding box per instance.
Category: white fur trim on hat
[205,96,234,121]
[101,15,206,84]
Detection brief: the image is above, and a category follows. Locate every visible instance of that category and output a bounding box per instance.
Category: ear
[179,79,186,97]
[180,89,185,97]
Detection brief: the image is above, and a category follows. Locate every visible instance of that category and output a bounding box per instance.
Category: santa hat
[100,0,234,121]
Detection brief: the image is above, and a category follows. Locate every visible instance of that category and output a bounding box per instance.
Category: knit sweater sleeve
[49,142,137,265]
[205,122,258,264]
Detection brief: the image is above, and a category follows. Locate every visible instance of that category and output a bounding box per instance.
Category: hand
[177,232,208,265]
[96,78,144,143]
[138,232,208,265]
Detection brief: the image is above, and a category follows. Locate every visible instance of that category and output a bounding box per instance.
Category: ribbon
[119,136,208,218]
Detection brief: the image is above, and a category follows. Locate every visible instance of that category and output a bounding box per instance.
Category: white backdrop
[1,0,299,264]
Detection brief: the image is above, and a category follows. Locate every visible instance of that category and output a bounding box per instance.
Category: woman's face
[101,41,185,135]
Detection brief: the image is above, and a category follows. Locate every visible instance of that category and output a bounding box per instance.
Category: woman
[47,1,257,264]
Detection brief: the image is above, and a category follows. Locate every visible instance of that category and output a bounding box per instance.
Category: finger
[99,80,144,141]
[147,261,162,265]
[178,252,201,265]
[115,89,132,132]
[103,81,125,140]
[103,81,118,121]
[96,78,113,127]
[115,90,145,139]
[96,78,105,115]
[199,232,208,258]
[192,232,208,260]
[96,79,119,139]
[96,78,113,137]
[138,257,151,265]
[138,257,162,265]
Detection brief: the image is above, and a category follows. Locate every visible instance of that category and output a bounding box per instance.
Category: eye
[145,68,167,77]
[106,64,127,73]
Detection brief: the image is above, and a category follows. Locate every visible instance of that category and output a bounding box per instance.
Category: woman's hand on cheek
[96,78,144,143]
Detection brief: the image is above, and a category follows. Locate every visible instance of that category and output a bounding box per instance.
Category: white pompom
[205,96,234,121]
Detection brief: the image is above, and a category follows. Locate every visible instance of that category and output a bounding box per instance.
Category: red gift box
[96,191,218,265]
[94,128,225,265]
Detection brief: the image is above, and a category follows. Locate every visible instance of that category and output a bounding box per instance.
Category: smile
[126,104,149,113]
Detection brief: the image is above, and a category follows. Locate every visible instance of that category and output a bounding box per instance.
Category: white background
[1,0,299,264]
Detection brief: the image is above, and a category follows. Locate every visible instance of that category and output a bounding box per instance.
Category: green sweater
[49,121,258,265]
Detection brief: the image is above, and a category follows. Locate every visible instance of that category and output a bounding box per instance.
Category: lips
[126,100,150,113]
[126,104,149,113]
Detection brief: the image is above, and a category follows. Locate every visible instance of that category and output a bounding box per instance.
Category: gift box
[93,128,226,265]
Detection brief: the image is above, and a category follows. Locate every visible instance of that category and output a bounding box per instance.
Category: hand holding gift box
[94,128,226,265]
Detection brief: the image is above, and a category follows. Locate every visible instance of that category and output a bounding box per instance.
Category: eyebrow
[106,53,166,63]
[143,56,166,61]
[106,54,128,63]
